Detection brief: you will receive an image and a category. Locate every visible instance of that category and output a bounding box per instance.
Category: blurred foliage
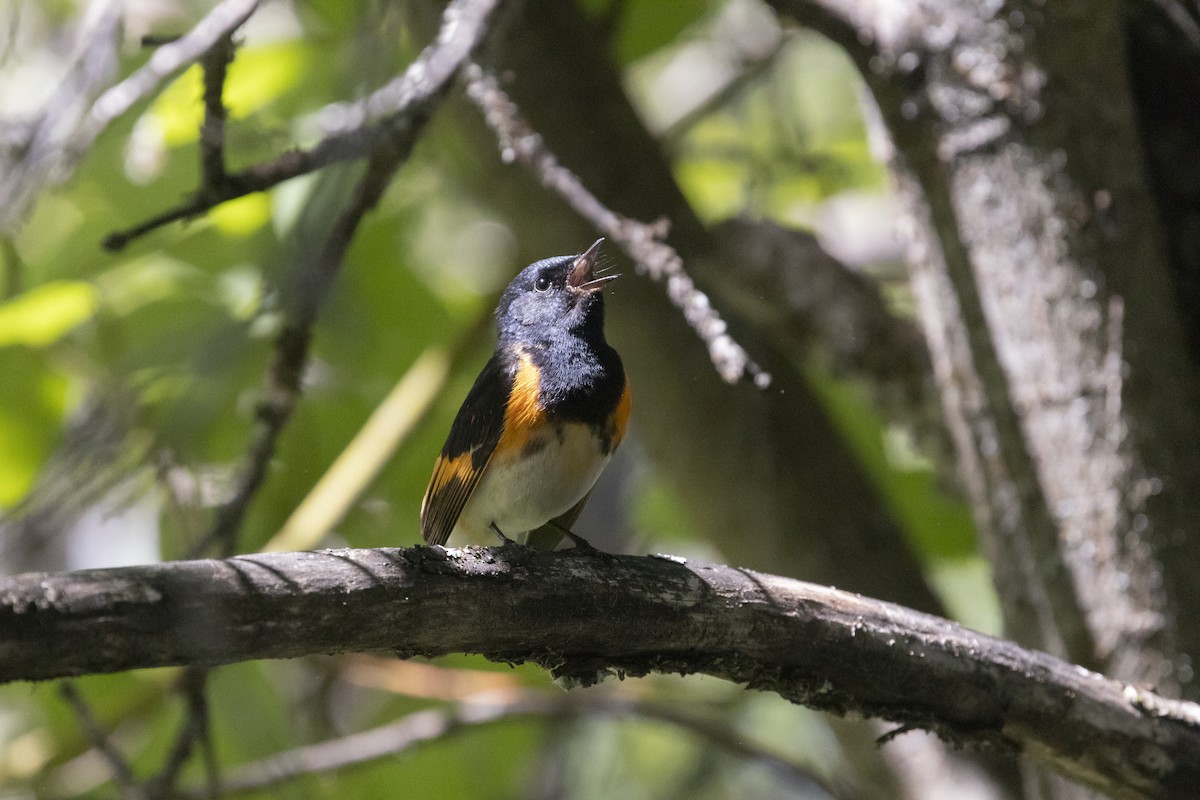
[0,0,994,798]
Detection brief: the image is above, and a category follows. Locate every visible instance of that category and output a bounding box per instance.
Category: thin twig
[199,34,237,189]
[148,667,216,797]
[59,682,147,800]
[102,145,357,250]
[187,691,838,799]
[462,63,770,387]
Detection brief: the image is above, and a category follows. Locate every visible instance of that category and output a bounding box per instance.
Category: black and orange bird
[420,239,630,548]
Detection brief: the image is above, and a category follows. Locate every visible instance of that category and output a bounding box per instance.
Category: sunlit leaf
[673,159,746,221]
[150,42,308,147]
[0,281,98,347]
[209,192,272,237]
[0,348,69,507]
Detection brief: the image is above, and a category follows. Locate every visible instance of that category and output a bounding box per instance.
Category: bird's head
[496,239,617,342]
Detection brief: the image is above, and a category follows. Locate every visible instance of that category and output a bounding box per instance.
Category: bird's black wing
[420,354,510,546]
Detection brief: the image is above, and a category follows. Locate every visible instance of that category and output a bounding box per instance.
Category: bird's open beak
[568,238,618,293]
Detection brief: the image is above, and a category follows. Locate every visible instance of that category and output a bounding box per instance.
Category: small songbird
[420,239,630,548]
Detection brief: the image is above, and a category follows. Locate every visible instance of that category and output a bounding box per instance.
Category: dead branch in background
[188,689,839,799]
[59,682,145,800]
[5,546,1200,800]
[0,0,122,233]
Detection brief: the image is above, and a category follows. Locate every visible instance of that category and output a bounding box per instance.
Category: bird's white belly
[452,423,609,544]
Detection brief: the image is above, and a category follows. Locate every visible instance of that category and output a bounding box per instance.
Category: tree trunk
[773,0,1200,692]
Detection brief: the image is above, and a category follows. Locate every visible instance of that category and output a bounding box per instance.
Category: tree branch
[4,547,1200,799]
[0,0,122,233]
[198,33,236,191]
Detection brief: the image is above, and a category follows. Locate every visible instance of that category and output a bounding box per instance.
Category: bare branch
[104,0,503,251]
[462,63,770,387]
[198,34,237,190]
[191,690,837,798]
[6,547,1200,799]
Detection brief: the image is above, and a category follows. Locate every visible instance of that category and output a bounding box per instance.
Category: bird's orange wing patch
[420,355,512,546]
[421,450,485,546]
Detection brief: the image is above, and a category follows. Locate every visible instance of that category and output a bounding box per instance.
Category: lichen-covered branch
[3,547,1200,799]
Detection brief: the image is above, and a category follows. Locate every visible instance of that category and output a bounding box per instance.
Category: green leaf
[804,365,978,559]
[0,348,69,507]
[209,193,273,238]
[0,281,98,347]
[150,42,309,147]
[614,0,710,63]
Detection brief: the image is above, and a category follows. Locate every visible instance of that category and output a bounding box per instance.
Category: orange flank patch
[610,376,631,449]
[494,351,547,458]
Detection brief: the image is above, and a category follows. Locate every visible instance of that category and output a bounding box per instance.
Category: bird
[420,239,630,549]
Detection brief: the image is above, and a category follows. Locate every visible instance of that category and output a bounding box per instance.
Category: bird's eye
[534,276,552,292]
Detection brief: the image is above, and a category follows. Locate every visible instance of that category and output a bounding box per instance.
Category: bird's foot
[489,522,519,547]
[556,526,616,560]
